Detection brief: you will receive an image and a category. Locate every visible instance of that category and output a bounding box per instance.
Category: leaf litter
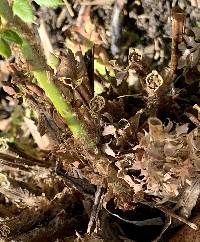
[1,1,200,242]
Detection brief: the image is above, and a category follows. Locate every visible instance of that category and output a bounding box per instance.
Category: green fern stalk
[0,0,95,149]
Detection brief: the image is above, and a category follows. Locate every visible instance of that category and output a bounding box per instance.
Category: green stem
[33,71,87,140]
[0,0,95,149]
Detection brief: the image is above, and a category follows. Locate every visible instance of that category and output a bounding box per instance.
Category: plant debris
[1,1,200,242]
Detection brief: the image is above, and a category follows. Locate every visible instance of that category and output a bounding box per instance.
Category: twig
[63,0,74,17]
[56,7,69,28]
[56,166,96,198]
[152,216,171,242]
[185,112,200,127]
[81,0,115,5]
[87,186,104,234]
[105,207,163,226]
[169,5,186,78]
[143,201,198,230]
[156,205,198,230]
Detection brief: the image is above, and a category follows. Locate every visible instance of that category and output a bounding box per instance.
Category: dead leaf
[178,178,200,218]
[145,70,163,96]
[102,124,117,137]
[24,117,57,150]
[102,143,116,157]
[0,118,11,131]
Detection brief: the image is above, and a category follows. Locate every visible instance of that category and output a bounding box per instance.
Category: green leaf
[33,0,62,8]
[47,52,60,69]
[2,30,22,45]
[0,38,11,58]
[0,0,13,20]
[21,39,34,62]
[12,0,34,23]
[94,81,104,96]
[94,59,106,76]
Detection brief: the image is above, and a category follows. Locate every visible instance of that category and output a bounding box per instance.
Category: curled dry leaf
[145,70,163,96]
[178,178,200,218]
[148,117,165,141]
[102,143,116,157]
[113,117,200,207]
[129,48,143,63]
[178,29,200,69]
[102,124,117,137]
[89,96,105,112]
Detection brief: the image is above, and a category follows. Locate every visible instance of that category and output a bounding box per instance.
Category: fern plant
[0,0,95,149]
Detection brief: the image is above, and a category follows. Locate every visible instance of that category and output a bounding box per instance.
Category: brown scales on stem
[170,5,186,76]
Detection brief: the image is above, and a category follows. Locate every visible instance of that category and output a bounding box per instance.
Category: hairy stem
[33,71,88,141]
[0,0,95,148]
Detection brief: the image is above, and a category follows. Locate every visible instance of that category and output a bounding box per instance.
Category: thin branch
[63,0,74,17]
[87,186,104,234]
[169,5,186,78]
